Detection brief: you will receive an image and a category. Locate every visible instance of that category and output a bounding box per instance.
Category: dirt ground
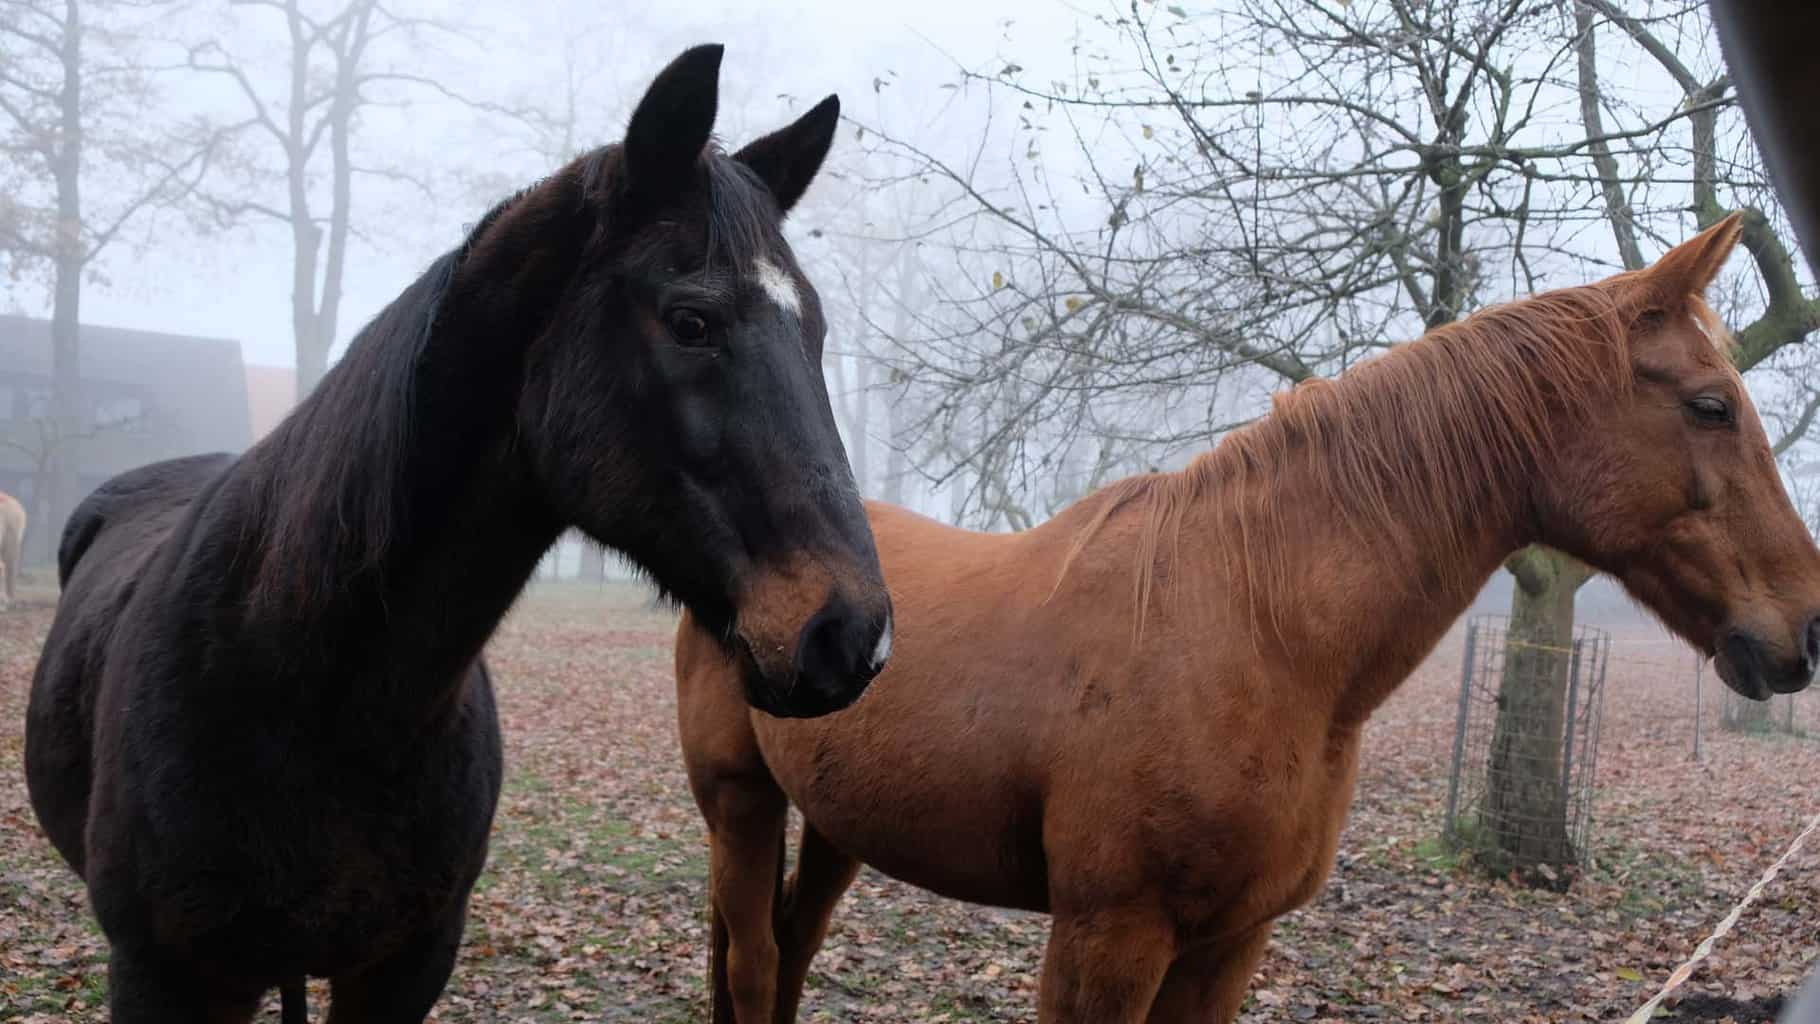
[2,581,1817,1022]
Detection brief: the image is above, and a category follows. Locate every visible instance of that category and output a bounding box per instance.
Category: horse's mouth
[1714,632,1813,701]
[731,635,872,720]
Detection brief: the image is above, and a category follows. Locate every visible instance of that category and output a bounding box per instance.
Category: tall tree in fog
[0,0,223,558]
[862,0,1819,872]
[188,0,469,399]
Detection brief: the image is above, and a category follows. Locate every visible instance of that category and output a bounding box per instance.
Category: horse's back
[25,452,237,875]
[56,453,236,586]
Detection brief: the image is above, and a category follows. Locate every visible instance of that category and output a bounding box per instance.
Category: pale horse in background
[0,490,24,610]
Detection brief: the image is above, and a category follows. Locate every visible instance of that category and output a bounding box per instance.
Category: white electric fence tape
[1623,809,1820,1023]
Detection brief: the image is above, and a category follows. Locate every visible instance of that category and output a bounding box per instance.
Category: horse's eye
[1687,395,1733,427]
[667,308,711,347]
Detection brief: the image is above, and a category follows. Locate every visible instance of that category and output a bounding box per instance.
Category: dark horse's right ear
[735,94,840,215]
[622,43,723,202]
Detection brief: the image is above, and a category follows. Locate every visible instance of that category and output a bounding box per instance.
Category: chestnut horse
[26,46,891,1024]
[0,489,23,608]
[676,215,1820,1023]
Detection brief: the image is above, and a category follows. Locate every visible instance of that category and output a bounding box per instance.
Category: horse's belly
[762,734,1050,912]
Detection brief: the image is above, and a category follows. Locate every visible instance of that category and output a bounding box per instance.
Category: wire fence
[1717,672,1820,741]
[1444,615,1611,888]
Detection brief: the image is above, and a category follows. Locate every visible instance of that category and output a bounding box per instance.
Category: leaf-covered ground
[3,581,1818,1022]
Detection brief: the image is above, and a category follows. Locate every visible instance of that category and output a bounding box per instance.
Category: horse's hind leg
[703,775,788,1024]
[1037,907,1178,1024]
[1143,925,1273,1024]
[772,823,861,1023]
[325,906,465,1023]
[106,947,262,1024]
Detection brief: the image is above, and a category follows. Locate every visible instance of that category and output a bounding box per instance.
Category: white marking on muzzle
[870,616,893,671]
[753,257,802,317]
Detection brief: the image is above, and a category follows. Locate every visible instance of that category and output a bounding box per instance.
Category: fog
[5,0,1819,581]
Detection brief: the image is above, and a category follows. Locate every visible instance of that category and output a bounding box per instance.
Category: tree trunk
[576,536,606,582]
[882,376,908,506]
[850,357,873,496]
[1483,546,1589,884]
[880,252,921,508]
[44,0,84,565]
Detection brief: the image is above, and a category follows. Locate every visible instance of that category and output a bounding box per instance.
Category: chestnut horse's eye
[667,309,711,347]
[1687,395,1733,427]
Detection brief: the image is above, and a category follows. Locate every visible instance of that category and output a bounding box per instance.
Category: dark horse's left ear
[623,44,723,203]
[735,95,841,215]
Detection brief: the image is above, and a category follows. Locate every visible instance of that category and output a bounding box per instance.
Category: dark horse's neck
[229,194,581,710]
[1151,287,1632,722]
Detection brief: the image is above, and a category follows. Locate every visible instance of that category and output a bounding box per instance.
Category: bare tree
[0,0,226,559]
[860,0,1819,871]
[186,0,485,399]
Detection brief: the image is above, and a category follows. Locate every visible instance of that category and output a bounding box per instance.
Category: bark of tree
[44,0,84,567]
[1484,548,1591,878]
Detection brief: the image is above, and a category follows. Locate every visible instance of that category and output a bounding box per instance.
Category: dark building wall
[0,315,253,564]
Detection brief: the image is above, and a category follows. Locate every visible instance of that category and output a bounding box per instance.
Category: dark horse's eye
[1687,395,1733,427]
[667,308,711,347]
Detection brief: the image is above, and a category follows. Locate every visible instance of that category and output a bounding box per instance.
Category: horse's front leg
[1037,906,1178,1024]
[107,945,262,1024]
[326,905,467,1024]
[1143,924,1274,1024]
[704,778,789,1024]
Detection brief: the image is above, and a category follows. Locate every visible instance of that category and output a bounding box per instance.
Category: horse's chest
[90,704,500,975]
[1138,734,1360,934]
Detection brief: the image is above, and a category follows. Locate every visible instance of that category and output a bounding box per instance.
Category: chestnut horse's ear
[735,94,840,215]
[1648,212,1745,300]
[624,44,723,202]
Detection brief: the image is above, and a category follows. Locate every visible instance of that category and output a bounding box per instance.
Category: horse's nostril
[1805,615,1820,673]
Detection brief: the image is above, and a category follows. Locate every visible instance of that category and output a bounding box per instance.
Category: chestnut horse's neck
[1100,288,1633,724]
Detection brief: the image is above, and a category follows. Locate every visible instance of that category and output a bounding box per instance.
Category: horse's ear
[1648,212,1745,300]
[735,94,840,215]
[624,44,723,201]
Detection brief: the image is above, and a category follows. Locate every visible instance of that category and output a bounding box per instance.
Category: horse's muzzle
[742,593,891,719]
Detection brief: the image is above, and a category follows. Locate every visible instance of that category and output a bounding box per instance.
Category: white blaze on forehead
[753,257,802,317]
[1690,310,1721,348]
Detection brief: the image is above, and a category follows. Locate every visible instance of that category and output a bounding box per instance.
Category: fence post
[1693,659,1704,762]
[1444,620,1479,838]
[1562,637,1583,794]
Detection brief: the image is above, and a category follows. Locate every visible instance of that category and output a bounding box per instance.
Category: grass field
[3,581,1817,1022]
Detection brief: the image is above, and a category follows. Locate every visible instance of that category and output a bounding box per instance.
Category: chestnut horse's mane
[1065,284,1728,641]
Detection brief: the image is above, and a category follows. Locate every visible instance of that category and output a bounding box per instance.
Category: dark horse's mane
[243,144,781,616]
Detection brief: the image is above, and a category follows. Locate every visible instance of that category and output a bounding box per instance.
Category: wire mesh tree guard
[1718,676,1820,739]
[1444,615,1612,888]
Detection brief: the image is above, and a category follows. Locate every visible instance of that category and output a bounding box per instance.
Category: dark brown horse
[676,216,1820,1023]
[25,45,891,1024]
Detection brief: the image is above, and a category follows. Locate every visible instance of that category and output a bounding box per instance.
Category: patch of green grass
[1412,833,1469,872]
